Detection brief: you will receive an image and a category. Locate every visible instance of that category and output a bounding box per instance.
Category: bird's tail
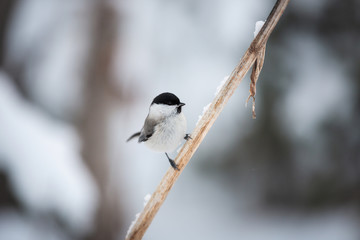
[126,132,141,142]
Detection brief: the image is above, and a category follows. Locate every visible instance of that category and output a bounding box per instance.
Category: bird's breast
[145,113,186,153]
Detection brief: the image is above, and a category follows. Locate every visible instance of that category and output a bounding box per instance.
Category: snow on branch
[125,0,290,239]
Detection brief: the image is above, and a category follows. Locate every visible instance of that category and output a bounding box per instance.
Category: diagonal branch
[125,0,290,239]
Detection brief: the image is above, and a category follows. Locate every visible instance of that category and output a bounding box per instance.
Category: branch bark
[125,0,290,239]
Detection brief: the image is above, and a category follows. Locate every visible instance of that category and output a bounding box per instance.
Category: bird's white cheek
[148,104,176,119]
[177,113,187,136]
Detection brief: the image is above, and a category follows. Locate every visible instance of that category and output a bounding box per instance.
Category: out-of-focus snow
[276,33,355,182]
[148,172,360,240]
[0,210,69,240]
[254,20,265,38]
[0,73,98,234]
[291,0,328,16]
[280,34,353,139]
[6,0,92,119]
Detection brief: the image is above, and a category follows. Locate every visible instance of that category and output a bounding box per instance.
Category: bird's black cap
[151,92,183,106]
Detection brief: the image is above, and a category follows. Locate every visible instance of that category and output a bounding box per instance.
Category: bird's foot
[165,153,180,171]
[184,134,192,141]
[169,159,180,171]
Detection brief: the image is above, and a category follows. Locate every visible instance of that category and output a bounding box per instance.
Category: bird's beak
[179,103,185,107]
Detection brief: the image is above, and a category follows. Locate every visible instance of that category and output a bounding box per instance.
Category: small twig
[125,0,290,239]
[246,43,266,119]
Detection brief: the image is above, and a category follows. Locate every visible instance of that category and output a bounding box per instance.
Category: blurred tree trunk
[78,1,124,239]
[0,0,17,66]
[0,0,19,210]
[0,0,125,238]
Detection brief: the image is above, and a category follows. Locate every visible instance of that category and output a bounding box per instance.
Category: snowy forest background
[0,0,359,239]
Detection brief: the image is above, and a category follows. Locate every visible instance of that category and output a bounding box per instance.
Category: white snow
[214,75,229,96]
[126,193,152,238]
[0,73,98,234]
[196,75,229,126]
[143,194,152,206]
[196,103,211,126]
[254,20,265,38]
[194,75,229,126]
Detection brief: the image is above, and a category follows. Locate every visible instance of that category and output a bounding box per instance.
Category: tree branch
[125,0,290,239]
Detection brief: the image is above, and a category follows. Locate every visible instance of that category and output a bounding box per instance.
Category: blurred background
[0,0,359,239]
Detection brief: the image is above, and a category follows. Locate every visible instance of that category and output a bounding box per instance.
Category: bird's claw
[184,134,192,141]
[165,153,180,171]
[169,159,180,171]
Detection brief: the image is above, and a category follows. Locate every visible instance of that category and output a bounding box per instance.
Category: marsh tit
[127,92,191,170]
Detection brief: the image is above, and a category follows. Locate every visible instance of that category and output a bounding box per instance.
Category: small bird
[127,92,191,170]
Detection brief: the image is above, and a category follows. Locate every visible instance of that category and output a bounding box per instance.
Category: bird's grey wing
[138,117,157,142]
